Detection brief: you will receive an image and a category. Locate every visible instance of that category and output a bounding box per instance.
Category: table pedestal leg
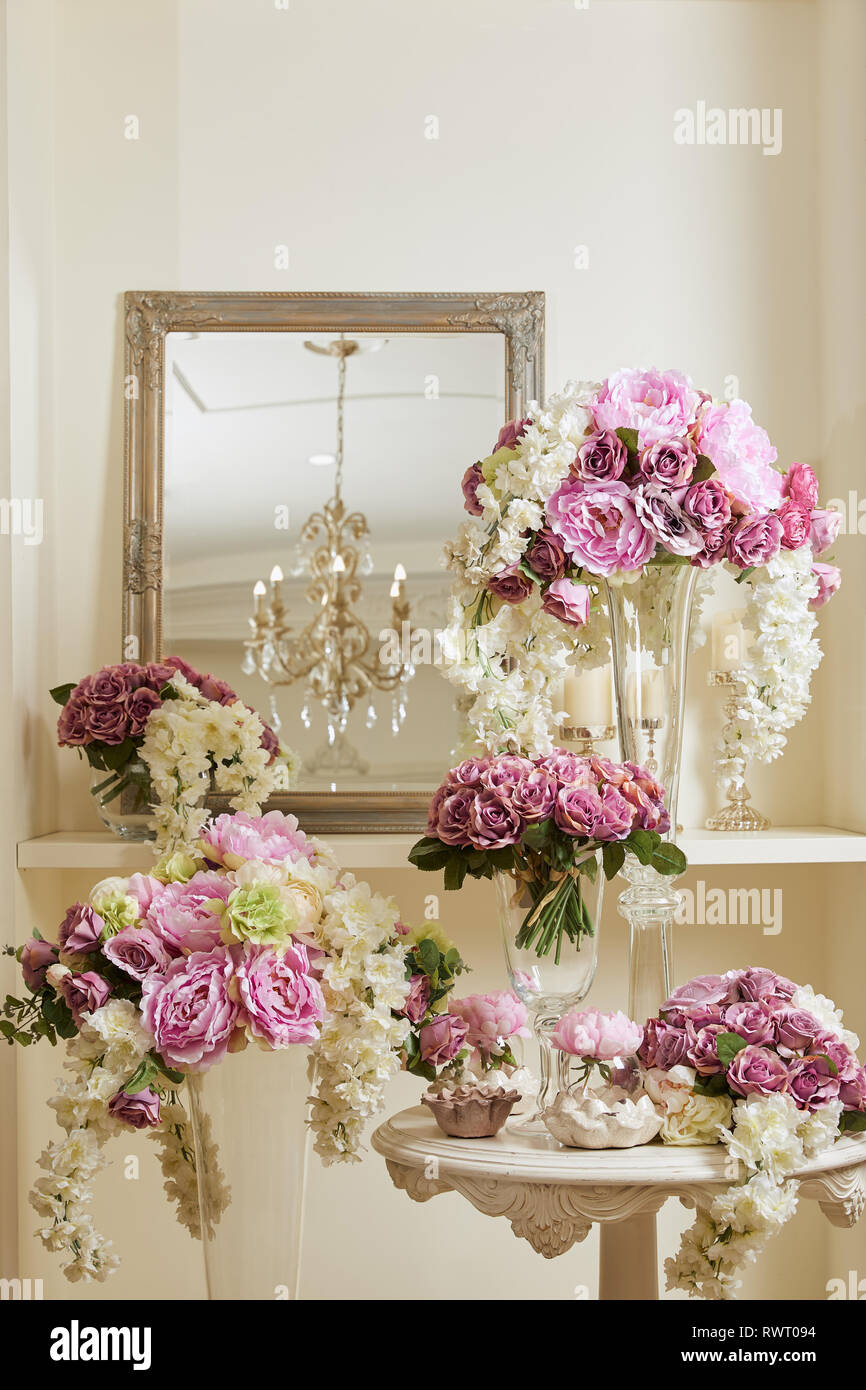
[598,1213,658,1300]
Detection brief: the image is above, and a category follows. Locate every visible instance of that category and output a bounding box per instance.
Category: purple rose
[402,973,431,1025]
[541,751,595,786]
[451,757,490,787]
[840,1065,866,1113]
[553,786,602,838]
[638,438,696,488]
[234,941,324,1048]
[633,484,702,557]
[775,1007,824,1054]
[810,562,841,609]
[461,463,484,515]
[21,937,59,990]
[546,479,656,576]
[436,789,477,847]
[663,973,740,1013]
[734,967,796,1005]
[592,785,635,841]
[488,565,534,605]
[144,872,232,955]
[571,429,627,484]
[108,1087,162,1129]
[684,1003,725,1029]
[511,769,558,822]
[690,524,731,569]
[493,417,531,453]
[787,1055,841,1111]
[102,925,172,982]
[198,673,237,705]
[58,970,112,1026]
[683,479,732,533]
[639,1018,689,1069]
[727,513,784,569]
[140,948,240,1072]
[84,703,131,745]
[58,903,105,954]
[126,686,162,736]
[783,461,819,509]
[524,529,566,582]
[809,508,841,557]
[723,1001,776,1046]
[418,1013,469,1066]
[482,755,534,795]
[57,692,92,747]
[541,578,590,629]
[726,1044,789,1097]
[777,498,811,551]
[685,1021,728,1075]
[619,776,667,833]
[813,1032,859,1083]
[89,666,133,705]
[469,790,523,850]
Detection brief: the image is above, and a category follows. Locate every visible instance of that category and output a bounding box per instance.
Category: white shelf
[16,826,866,872]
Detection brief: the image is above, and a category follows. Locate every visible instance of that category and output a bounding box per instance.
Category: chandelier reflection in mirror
[242,337,415,776]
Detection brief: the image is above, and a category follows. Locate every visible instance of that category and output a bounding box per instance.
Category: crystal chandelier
[242,337,415,775]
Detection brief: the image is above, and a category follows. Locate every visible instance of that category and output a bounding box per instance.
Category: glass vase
[604,563,697,1020]
[187,1044,312,1300]
[89,755,156,842]
[496,856,603,1130]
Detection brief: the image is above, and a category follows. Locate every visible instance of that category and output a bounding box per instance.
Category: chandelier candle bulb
[394,563,407,582]
[253,580,267,617]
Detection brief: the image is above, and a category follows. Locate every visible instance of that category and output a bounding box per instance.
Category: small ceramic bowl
[542,1086,662,1149]
[422,1084,521,1138]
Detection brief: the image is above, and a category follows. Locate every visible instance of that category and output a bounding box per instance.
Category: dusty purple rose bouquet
[2,810,459,1282]
[410,750,686,962]
[637,967,866,1299]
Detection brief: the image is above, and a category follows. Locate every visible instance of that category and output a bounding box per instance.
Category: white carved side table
[372,1107,866,1300]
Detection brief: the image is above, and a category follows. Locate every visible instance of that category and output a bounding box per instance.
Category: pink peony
[695,400,783,511]
[140,948,240,1072]
[592,368,703,446]
[145,872,232,955]
[418,1013,469,1066]
[449,990,530,1058]
[552,1007,643,1060]
[810,562,841,609]
[541,577,591,628]
[546,479,656,576]
[233,942,324,1048]
[200,810,316,870]
[126,873,164,918]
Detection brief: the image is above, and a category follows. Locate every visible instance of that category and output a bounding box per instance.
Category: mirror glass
[162,330,505,789]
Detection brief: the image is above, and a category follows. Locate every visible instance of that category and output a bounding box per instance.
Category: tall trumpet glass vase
[187,1044,312,1300]
[496,858,603,1131]
[605,564,697,1019]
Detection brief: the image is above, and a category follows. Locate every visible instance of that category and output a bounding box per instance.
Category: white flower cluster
[139,673,287,853]
[30,997,153,1282]
[666,1089,842,1300]
[713,546,822,792]
[310,875,411,1164]
[150,1092,228,1240]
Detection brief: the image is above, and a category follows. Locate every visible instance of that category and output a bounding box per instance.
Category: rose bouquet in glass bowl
[410,750,686,1124]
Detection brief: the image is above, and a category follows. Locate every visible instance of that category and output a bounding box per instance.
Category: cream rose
[660,1091,732,1146]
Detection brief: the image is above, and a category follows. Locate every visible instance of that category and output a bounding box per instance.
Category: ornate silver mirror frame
[122,290,545,831]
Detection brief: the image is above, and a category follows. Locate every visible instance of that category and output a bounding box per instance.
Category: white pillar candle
[641,668,665,720]
[562,666,612,727]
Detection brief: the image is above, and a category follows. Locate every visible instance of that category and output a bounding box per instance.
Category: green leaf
[816,1053,839,1077]
[650,841,688,876]
[840,1111,866,1133]
[691,454,716,484]
[523,818,553,852]
[151,1055,185,1085]
[443,858,468,892]
[100,738,137,773]
[693,1072,732,1097]
[615,426,640,455]
[715,1031,750,1067]
[124,1058,157,1094]
[414,938,441,975]
[734,566,757,585]
[601,841,626,881]
[627,828,656,866]
[49,681,77,707]
[0,1020,14,1039]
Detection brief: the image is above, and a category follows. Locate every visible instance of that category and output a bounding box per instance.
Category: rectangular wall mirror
[123,291,544,831]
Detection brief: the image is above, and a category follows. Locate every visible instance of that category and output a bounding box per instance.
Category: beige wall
[5,0,865,1300]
